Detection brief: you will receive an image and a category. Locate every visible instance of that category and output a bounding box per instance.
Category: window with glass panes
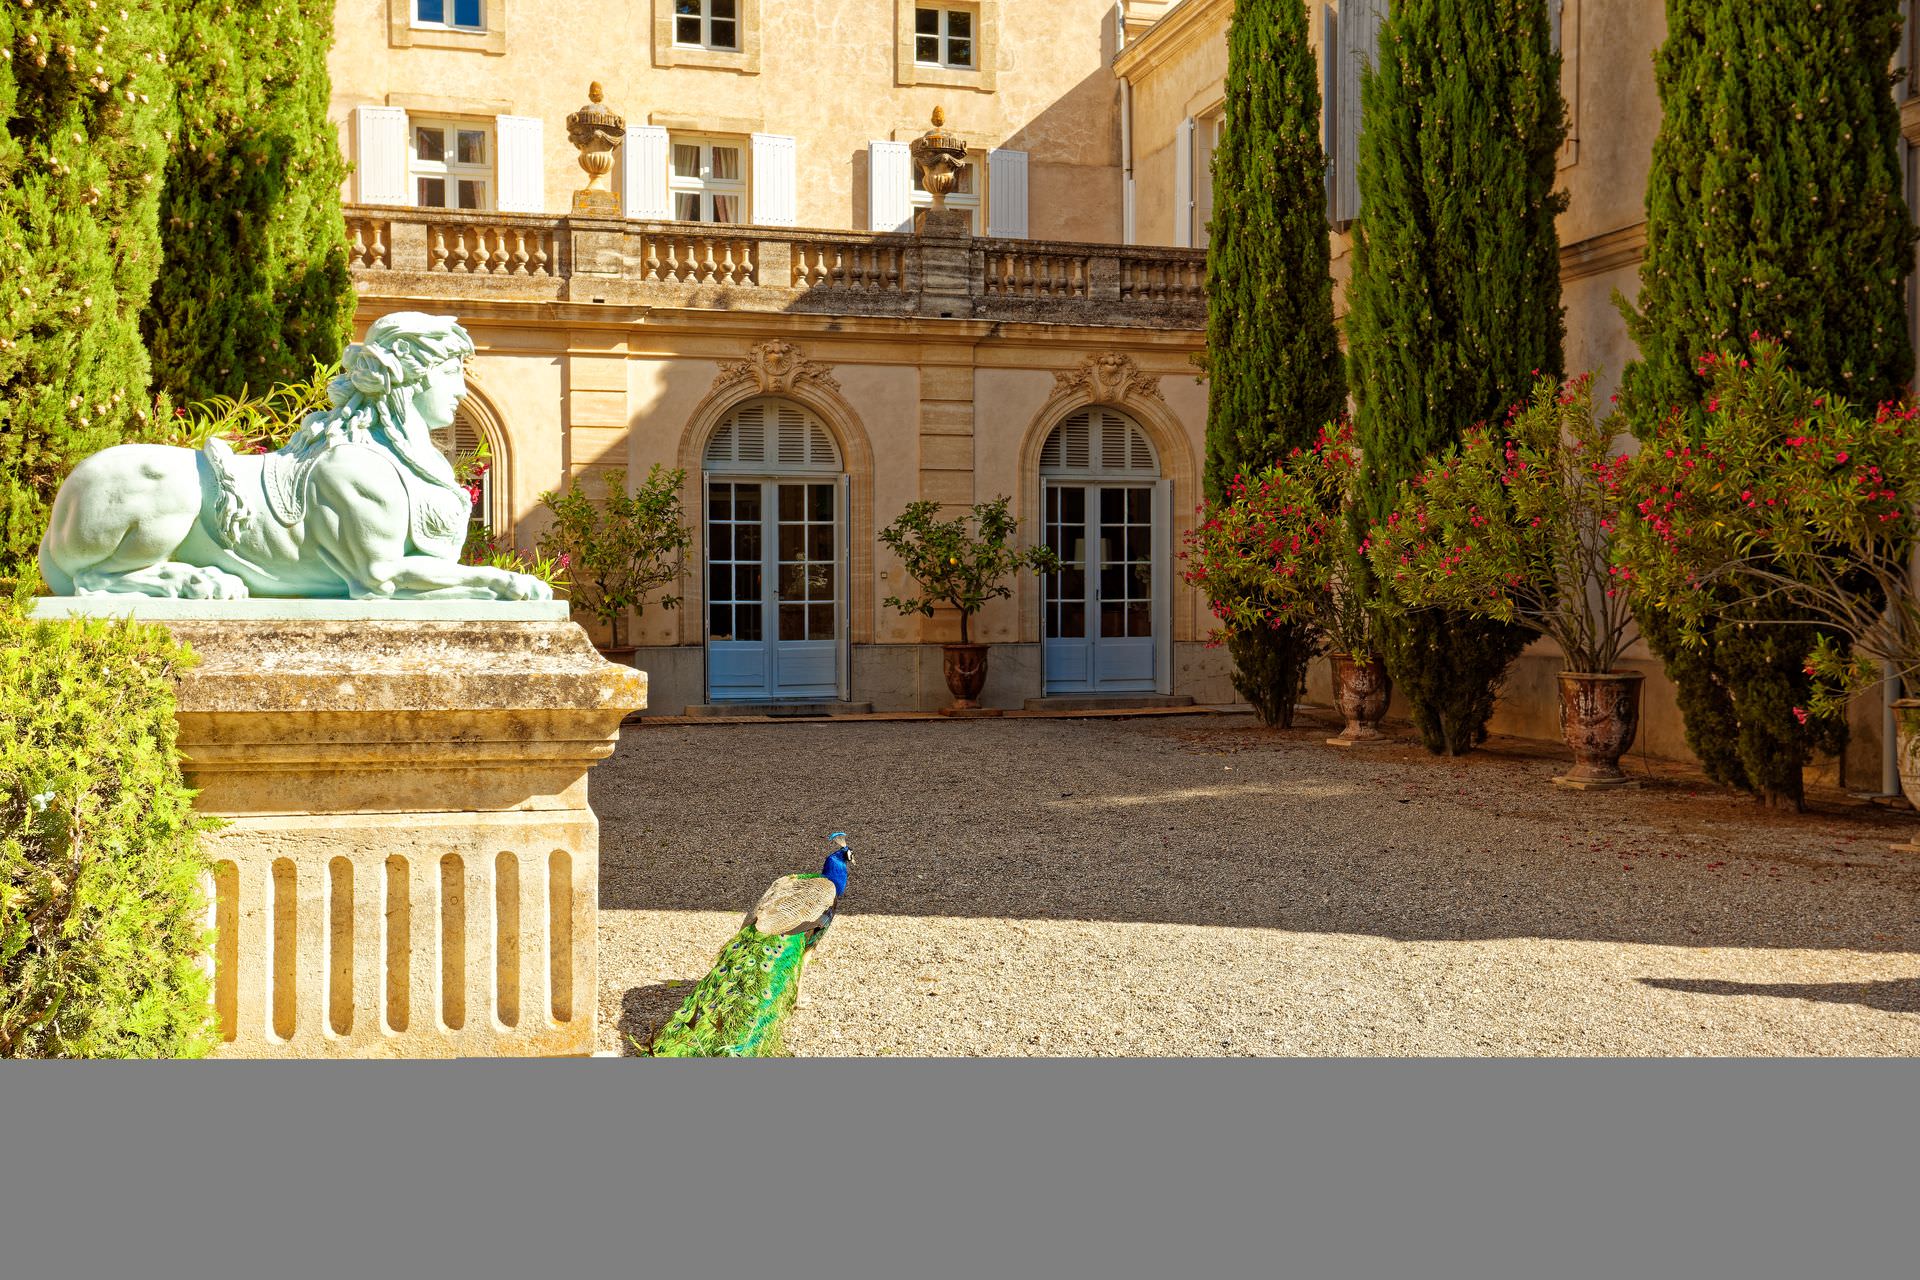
[911,155,981,230]
[412,120,490,210]
[776,482,838,643]
[707,482,764,643]
[675,0,739,49]
[914,6,975,68]
[670,137,746,223]
[415,0,484,30]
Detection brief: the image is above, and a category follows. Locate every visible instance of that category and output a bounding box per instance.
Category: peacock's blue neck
[820,852,850,897]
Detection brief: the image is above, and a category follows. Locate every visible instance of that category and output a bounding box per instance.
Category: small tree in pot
[879,496,1059,714]
[1610,340,1920,831]
[538,465,693,657]
[1364,374,1638,788]
[1182,423,1389,745]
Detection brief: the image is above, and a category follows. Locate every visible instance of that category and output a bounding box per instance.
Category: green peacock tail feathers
[643,926,811,1058]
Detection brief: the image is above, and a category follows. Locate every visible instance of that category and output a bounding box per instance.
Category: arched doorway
[702,397,848,701]
[431,402,507,544]
[1039,406,1170,695]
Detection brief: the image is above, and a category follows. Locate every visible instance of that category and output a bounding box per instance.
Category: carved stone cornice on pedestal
[712,340,842,395]
[1053,352,1164,405]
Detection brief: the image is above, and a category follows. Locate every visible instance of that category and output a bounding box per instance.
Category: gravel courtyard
[594,712,1920,1056]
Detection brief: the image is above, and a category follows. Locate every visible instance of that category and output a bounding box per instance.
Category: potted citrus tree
[1364,374,1640,788]
[1610,340,1920,828]
[1182,423,1389,745]
[538,464,693,663]
[879,496,1059,714]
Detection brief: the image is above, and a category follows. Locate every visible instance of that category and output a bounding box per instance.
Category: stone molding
[1051,352,1164,405]
[387,0,507,55]
[652,0,763,75]
[893,0,999,93]
[1559,222,1647,283]
[676,354,878,646]
[342,205,1210,329]
[1017,357,1199,646]
[712,339,843,395]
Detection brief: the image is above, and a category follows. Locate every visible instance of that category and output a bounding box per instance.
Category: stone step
[679,701,876,719]
[1021,694,1196,713]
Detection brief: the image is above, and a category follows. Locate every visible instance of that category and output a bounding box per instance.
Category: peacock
[644,832,855,1057]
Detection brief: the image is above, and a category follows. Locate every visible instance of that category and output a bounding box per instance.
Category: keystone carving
[713,340,842,395]
[1053,352,1163,404]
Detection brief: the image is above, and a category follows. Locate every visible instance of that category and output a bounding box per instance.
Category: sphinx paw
[179,566,250,600]
[501,571,553,602]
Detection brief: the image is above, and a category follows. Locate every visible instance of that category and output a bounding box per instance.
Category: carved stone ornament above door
[712,340,842,395]
[1052,352,1164,405]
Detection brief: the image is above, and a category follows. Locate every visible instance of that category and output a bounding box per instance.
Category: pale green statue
[38,312,551,601]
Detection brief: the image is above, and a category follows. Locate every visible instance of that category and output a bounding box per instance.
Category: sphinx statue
[38,312,550,601]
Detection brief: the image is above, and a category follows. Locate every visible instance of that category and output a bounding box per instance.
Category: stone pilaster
[917,359,975,506]
[564,328,630,482]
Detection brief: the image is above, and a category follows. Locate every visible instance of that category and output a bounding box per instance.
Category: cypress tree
[141,0,353,406]
[0,2,178,575]
[1202,0,1347,728]
[1346,0,1567,755]
[1617,0,1914,809]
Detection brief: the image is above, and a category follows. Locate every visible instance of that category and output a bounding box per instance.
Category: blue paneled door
[706,478,843,701]
[1041,481,1168,694]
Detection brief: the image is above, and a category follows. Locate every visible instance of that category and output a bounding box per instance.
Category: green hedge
[1,587,215,1058]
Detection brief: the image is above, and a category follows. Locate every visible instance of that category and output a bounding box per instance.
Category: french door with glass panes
[705,478,844,700]
[1042,481,1168,694]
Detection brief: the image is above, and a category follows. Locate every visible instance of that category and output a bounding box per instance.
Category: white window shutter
[1173,117,1194,247]
[495,115,545,213]
[868,140,913,232]
[622,125,672,220]
[751,133,798,227]
[353,105,411,205]
[987,148,1029,239]
[1335,0,1385,226]
[1322,6,1339,216]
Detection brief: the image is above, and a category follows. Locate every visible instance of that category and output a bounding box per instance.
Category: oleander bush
[1365,374,1632,675]
[1609,340,1920,723]
[1183,422,1378,664]
[0,581,216,1058]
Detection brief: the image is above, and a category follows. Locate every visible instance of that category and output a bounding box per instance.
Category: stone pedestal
[30,599,647,1057]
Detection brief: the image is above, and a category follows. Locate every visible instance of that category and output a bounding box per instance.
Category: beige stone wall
[1117,0,1899,783]
[1120,0,1666,400]
[356,302,1212,656]
[330,0,1125,240]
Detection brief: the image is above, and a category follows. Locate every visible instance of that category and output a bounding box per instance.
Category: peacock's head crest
[821,832,854,895]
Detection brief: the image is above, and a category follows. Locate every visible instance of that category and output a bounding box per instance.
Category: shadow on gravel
[616,982,698,1056]
[592,717,1920,954]
[1640,977,1920,1015]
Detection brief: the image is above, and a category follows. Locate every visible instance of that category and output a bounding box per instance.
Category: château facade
[327,0,1920,778]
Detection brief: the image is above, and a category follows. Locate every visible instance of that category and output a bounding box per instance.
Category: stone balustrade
[343,205,1208,328]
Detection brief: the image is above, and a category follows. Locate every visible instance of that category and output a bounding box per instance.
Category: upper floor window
[911,156,981,231]
[915,6,974,69]
[413,120,491,210]
[671,136,746,222]
[415,0,484,31]
[675,0,739,50]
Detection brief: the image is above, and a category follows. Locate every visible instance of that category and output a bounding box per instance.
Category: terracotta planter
[1888,699,1920,850]
[940,642,993,715]
[1554,671,1644,789]
[1326,653,1391,748]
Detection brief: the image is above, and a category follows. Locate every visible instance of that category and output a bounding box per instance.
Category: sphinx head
[333,313,476,432]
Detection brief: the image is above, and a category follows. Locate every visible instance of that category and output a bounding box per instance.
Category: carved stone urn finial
[566,81,626,215]
[909,105,967,212]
